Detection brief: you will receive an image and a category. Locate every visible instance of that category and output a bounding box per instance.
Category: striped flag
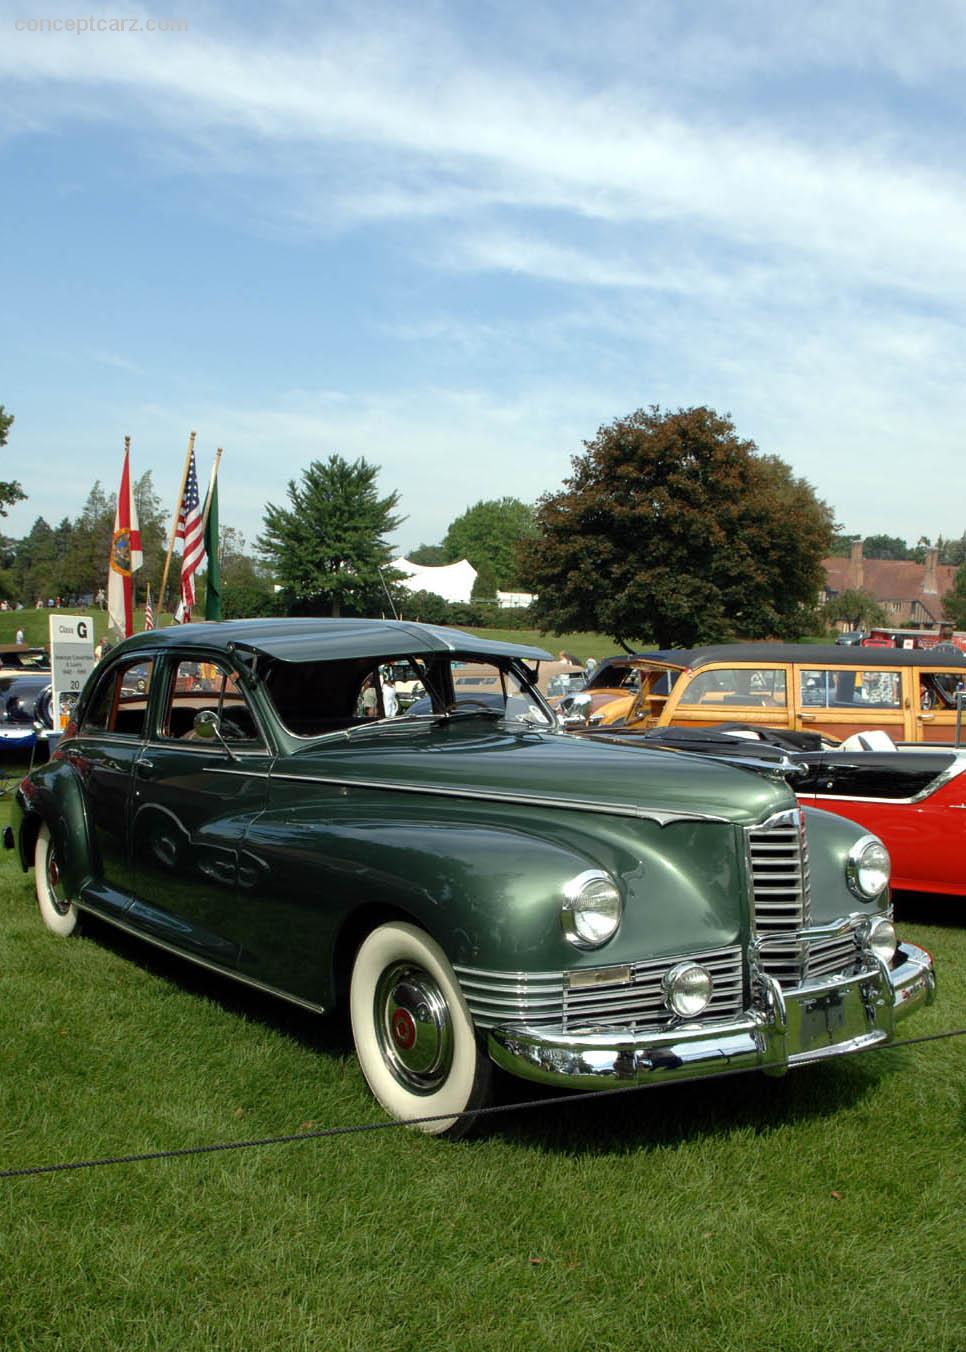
[175,447,205,619]
[144,584,154,631]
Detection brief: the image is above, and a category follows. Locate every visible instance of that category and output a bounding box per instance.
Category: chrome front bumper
[487,942,936,1091]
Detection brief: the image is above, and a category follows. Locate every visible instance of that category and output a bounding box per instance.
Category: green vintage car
[4,619,936,1136]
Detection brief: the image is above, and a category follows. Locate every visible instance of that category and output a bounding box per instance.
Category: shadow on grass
[77,912,904,1157]
[478,1052,900,1156]
[78,912,350,1058]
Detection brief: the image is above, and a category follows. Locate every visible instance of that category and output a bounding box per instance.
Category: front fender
[14,761,95,897]
[802,805,891,921]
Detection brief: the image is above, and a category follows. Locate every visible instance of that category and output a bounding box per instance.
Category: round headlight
[663,962,713,1018]
[561,871,623,948]
[867,917,898,965]
[846,836,891,899]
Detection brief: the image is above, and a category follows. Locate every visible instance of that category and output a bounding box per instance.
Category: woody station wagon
[574,644,966,745]
[5,620,936,1135]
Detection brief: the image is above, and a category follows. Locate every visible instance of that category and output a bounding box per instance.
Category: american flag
[143,584,154,631]
[176,448,205,616]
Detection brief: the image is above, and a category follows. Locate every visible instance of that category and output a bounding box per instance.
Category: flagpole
[159,431,196,613]
[201,447,223,533]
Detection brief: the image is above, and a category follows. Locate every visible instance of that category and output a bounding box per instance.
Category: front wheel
[34,823,80,937]
[349,922,493,1137]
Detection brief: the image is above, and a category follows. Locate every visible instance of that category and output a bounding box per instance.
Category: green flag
[204,475,222,621]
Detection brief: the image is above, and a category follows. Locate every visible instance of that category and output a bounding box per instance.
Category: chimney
[923,547,938,594]
[849,539,864,591]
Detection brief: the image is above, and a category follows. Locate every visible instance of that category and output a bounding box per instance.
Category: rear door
[914,664,966,743]
[792,663,910,741]
[127,654,273,970]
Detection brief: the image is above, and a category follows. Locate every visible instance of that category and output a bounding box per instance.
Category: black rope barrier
[2,1026,962,1181]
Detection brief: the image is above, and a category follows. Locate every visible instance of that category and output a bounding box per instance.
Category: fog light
[663,962,713,1018]
[867,917,897,965]
[846,836,891,899]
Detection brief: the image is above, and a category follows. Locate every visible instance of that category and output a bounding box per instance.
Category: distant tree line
[4,395,965,644]
[828,530,966,566]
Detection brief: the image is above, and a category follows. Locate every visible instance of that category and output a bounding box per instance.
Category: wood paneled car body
[575,645,966,744]
[5,620,935,1134]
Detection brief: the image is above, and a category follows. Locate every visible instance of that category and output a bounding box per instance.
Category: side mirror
[561,691,593,726]
[193,709,220,740]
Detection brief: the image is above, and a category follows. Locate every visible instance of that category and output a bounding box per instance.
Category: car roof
[597,644,966,671]
[113,618,554,664]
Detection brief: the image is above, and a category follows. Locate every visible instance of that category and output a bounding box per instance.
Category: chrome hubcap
[46,842,71,917]
[375,962,454,1094]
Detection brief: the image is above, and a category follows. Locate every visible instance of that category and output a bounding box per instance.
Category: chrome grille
[805,932,863,981]
[746,808,811,987]
[455,946,744,1034]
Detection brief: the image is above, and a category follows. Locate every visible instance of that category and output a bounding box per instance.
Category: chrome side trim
[72,903,327,1013]
[263,772,727,826]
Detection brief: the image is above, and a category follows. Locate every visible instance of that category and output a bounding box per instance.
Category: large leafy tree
[521,405,835,649]
[0,404,26,518]
[441,497,536,591]
[257,455,403,616]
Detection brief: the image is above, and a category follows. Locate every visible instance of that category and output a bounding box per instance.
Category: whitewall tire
[349,921,493,1137]
[34,823,80,938]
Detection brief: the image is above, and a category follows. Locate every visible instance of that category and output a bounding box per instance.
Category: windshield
[263,652,554,739]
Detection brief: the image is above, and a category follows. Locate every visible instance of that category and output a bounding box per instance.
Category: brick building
[821,541,956,627]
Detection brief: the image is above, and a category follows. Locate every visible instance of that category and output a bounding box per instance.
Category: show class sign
[49,615,95,731]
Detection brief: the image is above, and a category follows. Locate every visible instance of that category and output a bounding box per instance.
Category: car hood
[283,720,793,827]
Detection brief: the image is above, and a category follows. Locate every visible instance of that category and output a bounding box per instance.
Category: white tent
[392,557,478,604]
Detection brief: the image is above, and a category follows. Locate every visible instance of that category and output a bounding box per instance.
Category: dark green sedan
[4,619,936,1135]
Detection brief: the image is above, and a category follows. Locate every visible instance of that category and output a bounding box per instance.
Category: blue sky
[2,0,965,559]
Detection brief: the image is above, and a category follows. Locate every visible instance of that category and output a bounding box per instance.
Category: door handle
[136,758,155,776]
[918,714,935,722]
[800,713,816,722]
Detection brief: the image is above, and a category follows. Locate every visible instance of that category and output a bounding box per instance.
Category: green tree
[0,404,26,517]
[407,543,448,566]
[862,534,911,560]
[257,455,403,616]
[521,405,834,650]
[823,588,887,631]
[441,498,536,590]
[471,558,498,601]
[944,563,966,629]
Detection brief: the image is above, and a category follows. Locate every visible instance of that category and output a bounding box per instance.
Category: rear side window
[799,668,901,709]
[80,659,154,738]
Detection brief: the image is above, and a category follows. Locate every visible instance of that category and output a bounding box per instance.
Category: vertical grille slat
[746,810,860,988]
[746,808,811,986]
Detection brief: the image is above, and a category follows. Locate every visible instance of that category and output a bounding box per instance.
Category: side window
[80,659,154,738]
[800,668,901,709]
[679,668,786,707]
[160,659,264,745]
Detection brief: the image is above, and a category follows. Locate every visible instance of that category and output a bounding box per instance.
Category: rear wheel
[349,921,492,1137]
[34,823,80,937]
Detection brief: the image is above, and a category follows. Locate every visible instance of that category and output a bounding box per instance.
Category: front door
[914,666,966,744]
[128,655,272,970]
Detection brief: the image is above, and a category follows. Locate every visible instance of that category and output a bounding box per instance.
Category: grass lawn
[1,756,964,1352]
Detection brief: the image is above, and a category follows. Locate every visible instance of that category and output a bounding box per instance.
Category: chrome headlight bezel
[561,870,623,949]
[662,961,713,1018]
[846,835,891,900]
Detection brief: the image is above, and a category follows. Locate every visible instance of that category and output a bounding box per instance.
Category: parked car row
[5,619,936,1135]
